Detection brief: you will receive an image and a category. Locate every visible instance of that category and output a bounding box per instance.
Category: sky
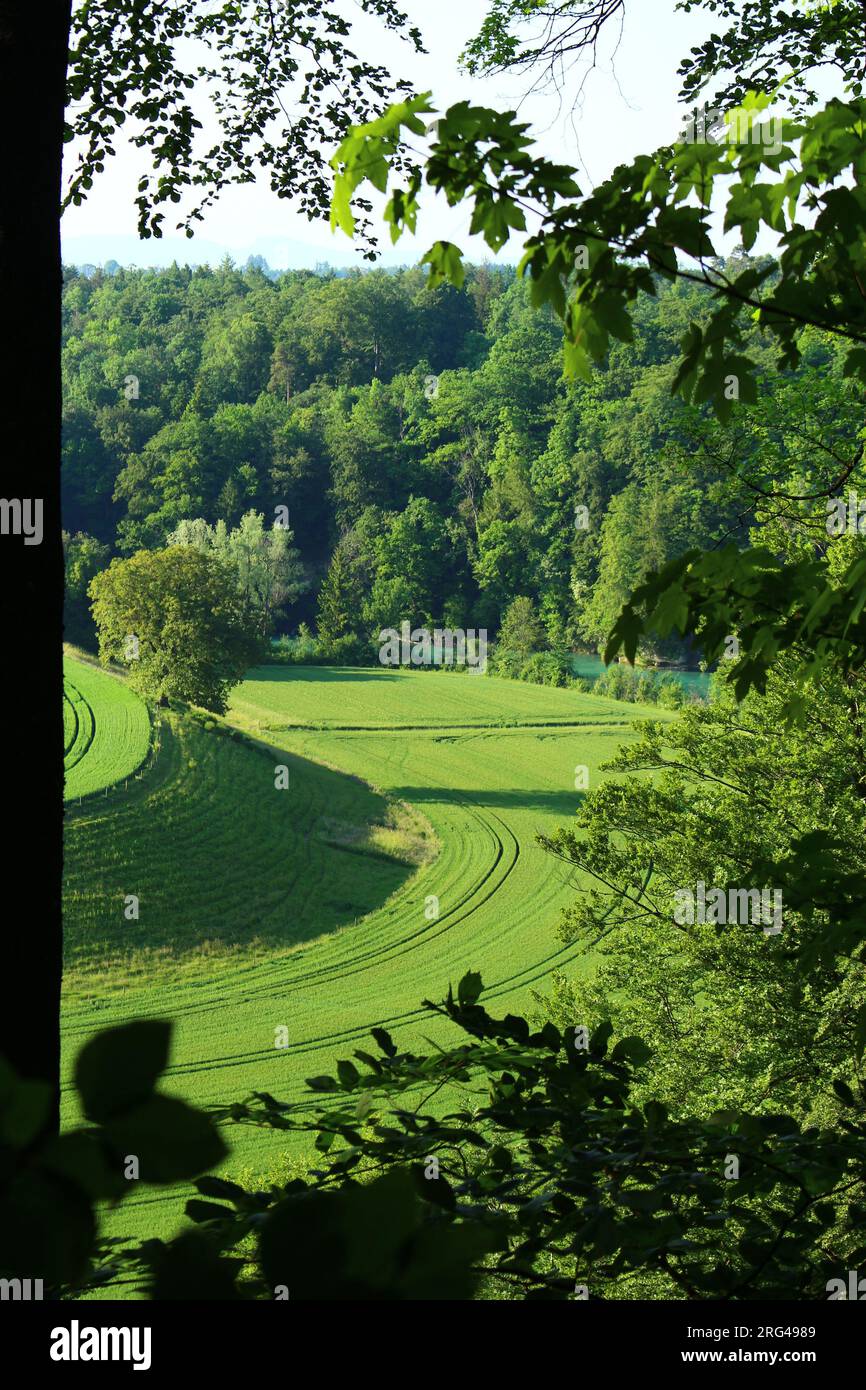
[61,0,718,270]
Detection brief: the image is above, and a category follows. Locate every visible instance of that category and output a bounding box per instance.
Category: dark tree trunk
[0,0,72,1132]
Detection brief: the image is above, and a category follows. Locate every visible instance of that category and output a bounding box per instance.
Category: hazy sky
[62,0,714,266]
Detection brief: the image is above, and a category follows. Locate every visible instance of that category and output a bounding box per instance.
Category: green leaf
[305,1074,339,1092]
[185,1198,233,1224]
[194,1175,246,1202]
[589,1020,614,1055]
[419,240,465,289]
[337,1059,360,1090]
[103,1094,227,1183]
[144,1231,242,1300]
[832,1079,856,1107]
[371,1028,398,1058]
[457,970,484,1006]
[611,1036,653,1065]
[75,1020,172,1123]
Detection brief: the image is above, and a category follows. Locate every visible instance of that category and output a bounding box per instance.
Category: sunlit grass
[62,664,664,1256]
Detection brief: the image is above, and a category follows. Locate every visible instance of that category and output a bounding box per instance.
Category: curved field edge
[62,705,436,985]
[63,651,152,800]
[61,667,667,1253]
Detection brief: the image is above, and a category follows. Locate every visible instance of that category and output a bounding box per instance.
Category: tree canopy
[89,546,263,711]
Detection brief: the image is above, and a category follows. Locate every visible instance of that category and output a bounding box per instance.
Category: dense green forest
[62,253,832,669]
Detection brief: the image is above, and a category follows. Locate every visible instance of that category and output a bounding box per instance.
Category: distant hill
[60,231,419,274]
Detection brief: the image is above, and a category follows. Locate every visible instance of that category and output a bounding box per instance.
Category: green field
[62,664,666,1264]
[64,654,152,800]
[232,664,642,729]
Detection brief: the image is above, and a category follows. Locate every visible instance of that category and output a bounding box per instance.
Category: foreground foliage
[8,979,864,1300]
[0,1021,225,1292]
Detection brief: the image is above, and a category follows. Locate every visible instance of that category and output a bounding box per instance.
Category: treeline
[62,254,846,664]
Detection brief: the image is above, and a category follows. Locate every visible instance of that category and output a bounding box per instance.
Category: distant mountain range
[60,232,424,273]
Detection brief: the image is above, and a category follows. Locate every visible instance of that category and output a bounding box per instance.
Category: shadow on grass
[388,784,587,817]
[62,715,423,974]
[245,665,398,684]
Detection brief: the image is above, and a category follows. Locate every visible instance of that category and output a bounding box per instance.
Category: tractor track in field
[61,671,656,1247]
[63,790,519,1040]
[63,680,96,772]
[253,718,637,733]
[64,690,79,755]
[63,778,582,1094]
[66,929,588,1109]
[62,705,594,1102]
[140,935,588,1085]
[63,655,155,802]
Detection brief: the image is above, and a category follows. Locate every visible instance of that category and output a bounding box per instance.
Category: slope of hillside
[232,664,646,730]
[62,666,666,1261]
[63,707,425,981]
[64,654,152,800]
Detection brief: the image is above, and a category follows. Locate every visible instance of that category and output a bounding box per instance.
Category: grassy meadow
[64,653,152,799]
[62,660,668,1269]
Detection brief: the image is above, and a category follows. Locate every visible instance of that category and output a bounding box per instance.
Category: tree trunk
[0,0,72,1132]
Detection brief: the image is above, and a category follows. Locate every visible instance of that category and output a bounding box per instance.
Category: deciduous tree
[89,547,262,711]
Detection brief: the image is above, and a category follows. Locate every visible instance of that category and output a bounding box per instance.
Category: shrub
[268,631,377,667]
[593,664,690,706]
[594,663,640,701]
[517,651,573,688]
[657,675,686,709]
[320,633,377,665]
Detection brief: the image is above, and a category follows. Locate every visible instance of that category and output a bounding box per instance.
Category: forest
[62,251,820,675]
